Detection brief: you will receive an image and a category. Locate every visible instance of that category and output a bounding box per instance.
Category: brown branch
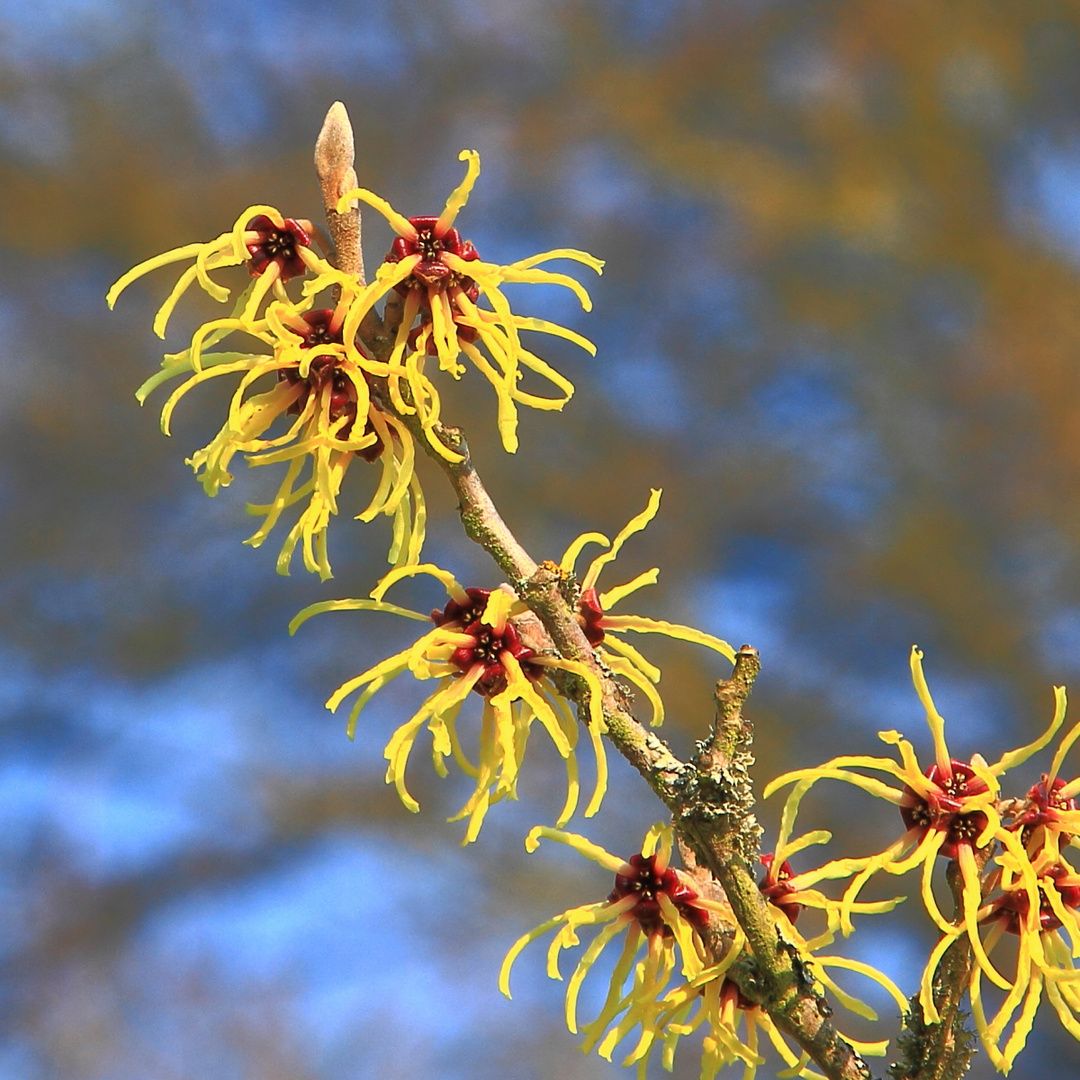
[889,855,983,1080]
[679,651,874,1080]
[313,105,877,1080]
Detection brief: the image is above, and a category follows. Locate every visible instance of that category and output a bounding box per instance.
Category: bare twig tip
[315,102,358,203]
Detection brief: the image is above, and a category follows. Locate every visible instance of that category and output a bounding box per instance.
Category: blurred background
[4,1,1080,1077]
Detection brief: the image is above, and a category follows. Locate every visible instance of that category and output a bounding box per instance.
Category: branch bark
[311,101,878,1080]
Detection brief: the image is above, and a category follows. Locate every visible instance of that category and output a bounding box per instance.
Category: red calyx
[386,215,481,299]
[275,310,364,441]
[1011,775,1078,847]
[608,852,708,937]
[983,864,1080,936]
[759,853,804,924]
[576,587,606,646]
[245,215,311,281]
[431,587,541,696]
[899,760,990,859]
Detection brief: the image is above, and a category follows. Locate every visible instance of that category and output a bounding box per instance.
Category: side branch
[889,858,980,1080]
[679,651,875,1080]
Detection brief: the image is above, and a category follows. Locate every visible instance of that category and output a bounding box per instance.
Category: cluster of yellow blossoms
[110,142,1080,1078]
[766,647,1080,1073]
[109,152,600,579]
[500,823,906,1079]
[289,492,734,843]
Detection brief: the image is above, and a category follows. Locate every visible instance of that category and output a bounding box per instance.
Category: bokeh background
[5,1,1080,1077]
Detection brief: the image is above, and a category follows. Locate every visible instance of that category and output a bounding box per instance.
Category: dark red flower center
[1010,775,1078,848]
[899,759,990,859]
[431,587,540,696]
[274,310,381,455]
[759,854,804,924]
[576,587,606,646]
[246,215,311,282]
[983,864,1080,936]
[609,852,708,937]
[387,215,481,299]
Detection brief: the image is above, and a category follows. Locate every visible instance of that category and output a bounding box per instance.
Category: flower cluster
[501,824,905,1079]
[290,564,609,844]
[108,152,601,574]
[137,291,421,579]
[766,646,1080,1070]
[336,150,603,457]
[114,133,1080,1080]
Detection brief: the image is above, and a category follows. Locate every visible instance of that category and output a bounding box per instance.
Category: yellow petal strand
[106,241,209,308]
[156,359,256,436]
[909,646,952,775]
[523,825,628,873]
[325,647,414,712]
[601,634,661,684]
[515,346,576,403]
[559,531,610,575]
[565,917,630,1034]
[917,834,953,935]
[778,829,832,866]
[764,763,906,804]
[555,744,581,829]
[811,965,877,1021]
[579,929,644,1054]
[458,339,520,452]
[499,912,577,998]
[919,929,962,1024]
[481,588,516,635]
[582,489,662,590]
[583,712,609,818]
[957,843,1013,991]
[599,569,661,611]
[384,672,479,811]
[152,263,200,338]
[1047,977,1080,1042]
[657,895,704,979]
[775,779,815,862]
[995,685,1069,776]
[602,615,737,664]
[604,651,665,727]
[512,316,598,355]
[370,562,468,604]
[1047,699,1080,787]
[1002,972,1045,1069]
[288,597,428,634]
[501,661,572,760]
[824,957,911,1016]
[434,149,481,236]
[510,248,605,275]
[335,187,417,237]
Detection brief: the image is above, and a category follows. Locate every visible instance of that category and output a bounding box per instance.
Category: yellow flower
[501,823,905,1079]
[765,647,1068,1017]
[289,565,609,843]
[653,966,904,1080]
[107,206,340,335]
[560,489,736,726]
[966,841,1080,1072]
[1004,709,1080,859]
[335,150,603,457]
[135,288,423,581]
[648,831,905,1080]
[500,824,737,1067]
